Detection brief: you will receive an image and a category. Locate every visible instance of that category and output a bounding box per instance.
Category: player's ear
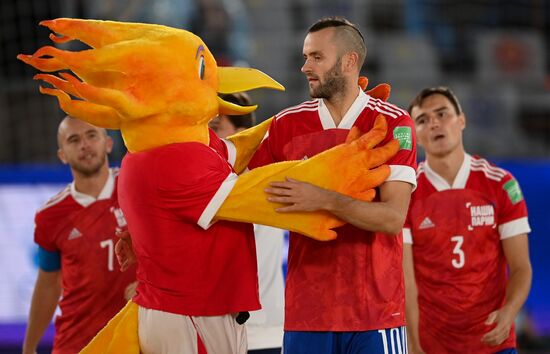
[57,148,68,164]
[343,52,359,73]
[105,135,114,154]
[459,113,466,131]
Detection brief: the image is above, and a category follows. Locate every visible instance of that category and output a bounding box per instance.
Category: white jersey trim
[318,87,367,130]
[423,154,471,191]
[277,100,317,117]
[197,172,238,229]
[470,157,506,182]
[70,168,116,208]
[402,228,413,244]
[275,101,318,122]
[389,165,417,190]
[223,139,237,167]
[369,97,408,117]
[499,217,531,240]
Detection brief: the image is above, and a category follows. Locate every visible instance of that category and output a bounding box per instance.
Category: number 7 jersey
[403,154,531,353]
[34,168,136,353]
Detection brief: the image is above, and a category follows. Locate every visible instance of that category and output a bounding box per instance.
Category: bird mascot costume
[19,18,397,353]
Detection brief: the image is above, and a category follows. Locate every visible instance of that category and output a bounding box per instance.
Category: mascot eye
[198,56,205,80]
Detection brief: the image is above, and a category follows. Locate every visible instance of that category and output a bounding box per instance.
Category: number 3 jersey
[34,168,136,354]
[403,154,531,353]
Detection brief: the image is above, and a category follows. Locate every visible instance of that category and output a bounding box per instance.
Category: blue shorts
[283,327,407,354]
[495,349,517,354]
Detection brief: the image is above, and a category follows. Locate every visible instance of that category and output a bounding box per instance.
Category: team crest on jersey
[466,202,495,230]
[393,126,412,150]
[110,207,127,229]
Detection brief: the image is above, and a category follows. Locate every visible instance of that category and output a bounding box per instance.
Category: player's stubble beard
[71,151,108,177]
[309,56,346,99]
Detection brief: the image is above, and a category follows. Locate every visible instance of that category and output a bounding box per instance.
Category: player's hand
[408,347,426,354]
[266,177,335,213]
[124,281,138,301]
[115,229,137,271]
[481,307,515,346]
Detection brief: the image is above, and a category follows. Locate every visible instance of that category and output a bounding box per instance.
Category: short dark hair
[219,92,256,129]
[408,86,463,115]
[308,16,366,69]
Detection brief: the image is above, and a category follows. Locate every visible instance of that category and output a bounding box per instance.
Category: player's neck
[427,147,465,186]
[72,165,110,199]
[323,85,360,127]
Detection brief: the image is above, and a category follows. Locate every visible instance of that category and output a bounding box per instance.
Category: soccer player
[248,17,417,354]
[22,117,136,354]
[403,87,532,354]
[210,92,285,354]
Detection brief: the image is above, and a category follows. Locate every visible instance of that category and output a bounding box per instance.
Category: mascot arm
[225,117,273,174]
[215,115,399,241]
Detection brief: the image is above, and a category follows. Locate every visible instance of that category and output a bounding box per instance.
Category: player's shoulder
[36,184,73,220]
[274,99,319,122]
[411,162,432,194]
[469,155,510,184]
[364,96,410,120]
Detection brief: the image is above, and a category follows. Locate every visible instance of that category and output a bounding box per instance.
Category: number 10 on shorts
[378,326,407,354]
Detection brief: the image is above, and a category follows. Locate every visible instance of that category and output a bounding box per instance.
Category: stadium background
[0,0,548,352]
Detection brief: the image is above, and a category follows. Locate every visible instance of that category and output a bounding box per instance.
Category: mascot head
[18,19,284,152]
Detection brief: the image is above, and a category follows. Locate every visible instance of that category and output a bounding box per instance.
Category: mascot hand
[358,76,391,102]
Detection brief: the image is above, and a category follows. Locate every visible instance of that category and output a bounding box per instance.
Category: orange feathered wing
[216,114,399,241]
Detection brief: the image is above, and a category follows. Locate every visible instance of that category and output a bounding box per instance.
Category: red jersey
[403,154,531,353]
[34,168,136,354]
[118,142,260,316]
[249,90,417,331]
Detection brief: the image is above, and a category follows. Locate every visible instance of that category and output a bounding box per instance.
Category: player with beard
[248,17,417,354]
[22,117,136,354]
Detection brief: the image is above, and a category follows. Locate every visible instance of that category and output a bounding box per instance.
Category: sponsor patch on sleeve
[393,126,412,150]
[503,179,524,204]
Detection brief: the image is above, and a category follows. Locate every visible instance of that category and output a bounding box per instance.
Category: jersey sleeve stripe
[499,217,531,239]
[471,158,507,178]
[371,98,408,116]
[402,228,413,244]
[197,172,239,229]
[366,104,398,118]
[389,165,417,189]
[470,166,504,182]
[276,100,318,117]
[275,107,318,121]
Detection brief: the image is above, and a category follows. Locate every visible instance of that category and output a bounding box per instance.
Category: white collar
[70,168,115,207]
[318,87,369,130]
[424,153,471,191]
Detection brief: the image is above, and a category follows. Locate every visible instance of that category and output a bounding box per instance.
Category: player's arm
[22,251,62,354]
[266,179,412,235]
[481,233,532,346]
[403,243,426,354]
